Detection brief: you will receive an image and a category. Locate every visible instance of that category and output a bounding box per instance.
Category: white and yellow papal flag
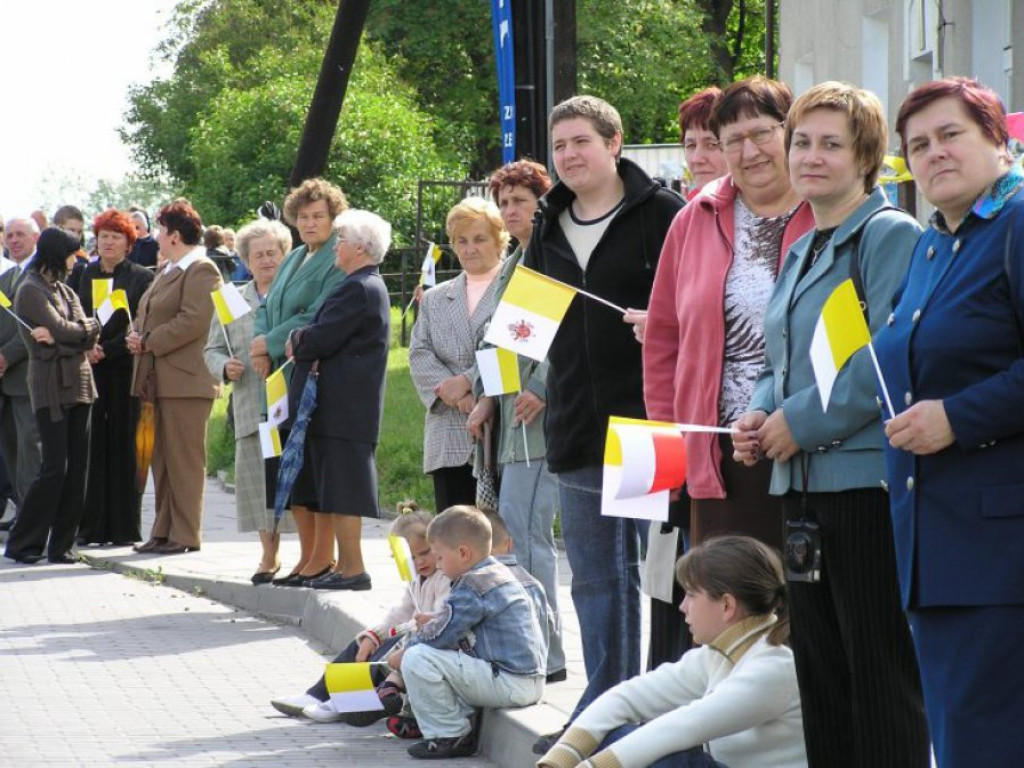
[258,422,282,458]
[601,417,685,522]
[482,265,576,363]
[211,283,251,326]
[324,662,383,714]
[809,279,871,411]
[92,278,113,314]
[96,289,130,326]
[266,367,289,427]
[475,347,521,396]
[420,242,442,288]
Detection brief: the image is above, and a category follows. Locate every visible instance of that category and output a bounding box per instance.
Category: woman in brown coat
[128,199,222,555]
[3,228,100,564]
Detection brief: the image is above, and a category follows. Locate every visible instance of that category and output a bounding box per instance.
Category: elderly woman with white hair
[204,218,294,583]
[282,209,393,591]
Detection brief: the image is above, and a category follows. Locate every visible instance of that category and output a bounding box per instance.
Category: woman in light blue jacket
[732,82,929,768]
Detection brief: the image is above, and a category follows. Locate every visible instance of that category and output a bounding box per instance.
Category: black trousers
[430,464,477,513]
[783,488,930,768]
[4,404,91,560]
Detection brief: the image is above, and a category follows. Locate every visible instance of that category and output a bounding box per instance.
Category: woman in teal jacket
[733,83,929,768]
[250,178,347,587]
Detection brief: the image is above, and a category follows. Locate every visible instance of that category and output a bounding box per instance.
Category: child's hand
[387,648,405,671]
[355,637,376,662]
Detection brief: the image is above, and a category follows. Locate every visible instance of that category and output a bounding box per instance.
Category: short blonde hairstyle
[427,505,492,555]
[282,178,348,225]
[445,197,510,253]
[786,81,888,193]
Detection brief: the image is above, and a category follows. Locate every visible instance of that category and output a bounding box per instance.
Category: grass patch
[206,390,234,481]
[204,307,434,512]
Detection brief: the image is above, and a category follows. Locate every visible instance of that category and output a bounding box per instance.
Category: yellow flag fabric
[92,278,113,312]
[879,155,913,185]
[476,347,522,396]
[483,265,577,363]
[258,422,282,458]
[0,290,11,309]
[266,368,289,427]
[110,289,129,311]
[211,283,251,326]
[325,662,383,713]
[388,534,416,582]
[809,279,872,410]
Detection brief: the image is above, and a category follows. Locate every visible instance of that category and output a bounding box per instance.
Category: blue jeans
[601,724,728,768]
[498,459,565,674]
[557,465,646,720]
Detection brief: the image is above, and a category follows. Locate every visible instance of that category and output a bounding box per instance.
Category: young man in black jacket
[525,95,684,751]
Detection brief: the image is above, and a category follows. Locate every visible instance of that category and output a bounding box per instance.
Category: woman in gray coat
[204,219,293,583]
[4,228,100,564]
[733,82,929,768]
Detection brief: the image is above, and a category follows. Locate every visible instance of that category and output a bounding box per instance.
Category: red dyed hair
[678,87,723,142]
[92,209,138,250]
[488,160,553,201]
[157,198,203,245]
[895,77,1008,156]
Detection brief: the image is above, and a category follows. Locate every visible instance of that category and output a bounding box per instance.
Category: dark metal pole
[765,0,776,79]
[289,0,371,186]
[514,0,547,165]
[551,0,577,105]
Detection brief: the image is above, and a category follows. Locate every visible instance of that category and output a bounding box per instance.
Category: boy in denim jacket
[402,505,547,759]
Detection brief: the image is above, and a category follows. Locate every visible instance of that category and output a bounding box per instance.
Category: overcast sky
[1,0,178,220]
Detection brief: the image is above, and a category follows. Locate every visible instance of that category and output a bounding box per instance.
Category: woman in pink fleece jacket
[644,76,814,551]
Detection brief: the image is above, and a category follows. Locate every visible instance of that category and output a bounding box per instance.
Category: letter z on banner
[491,0,516,163]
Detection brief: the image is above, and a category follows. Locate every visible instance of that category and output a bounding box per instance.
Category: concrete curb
[79,550,556,767]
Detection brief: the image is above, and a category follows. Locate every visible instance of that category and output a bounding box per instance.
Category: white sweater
[357,570,451,649]
[540,615,807,768]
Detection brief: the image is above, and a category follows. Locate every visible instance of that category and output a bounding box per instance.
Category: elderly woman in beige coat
[205,218,294,583]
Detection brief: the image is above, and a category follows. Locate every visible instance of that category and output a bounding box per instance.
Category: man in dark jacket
[525,95,684,748]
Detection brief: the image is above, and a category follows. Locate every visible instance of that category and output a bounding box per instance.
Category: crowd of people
[1,71,1021,767]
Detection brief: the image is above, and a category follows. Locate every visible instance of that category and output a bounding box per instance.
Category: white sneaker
[271,693,321,717]
[303,700,343,723]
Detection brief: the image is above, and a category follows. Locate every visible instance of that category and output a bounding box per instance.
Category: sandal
[386,715,422,740]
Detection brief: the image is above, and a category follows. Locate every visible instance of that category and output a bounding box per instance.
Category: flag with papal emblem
[483,265,576,363]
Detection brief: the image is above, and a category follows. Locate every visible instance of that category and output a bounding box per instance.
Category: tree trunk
[695,0,735,84]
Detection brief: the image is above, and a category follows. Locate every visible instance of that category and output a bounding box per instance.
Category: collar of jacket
[789,186,893,262]
[707,613,777,664]
[535,157,665,225]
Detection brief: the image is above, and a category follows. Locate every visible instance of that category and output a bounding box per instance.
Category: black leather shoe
[153,541,199,555]
[133,538,167,553]
[7,552,44,564]
[271,571,304,587]
[48,552,79,564]
[0,518,16,532]
[251,567,281,585]
[532,728,566,755]
[309,571,372,591]
[545,669,567,684]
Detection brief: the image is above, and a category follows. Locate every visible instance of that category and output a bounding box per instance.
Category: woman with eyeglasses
[644,76,815,555]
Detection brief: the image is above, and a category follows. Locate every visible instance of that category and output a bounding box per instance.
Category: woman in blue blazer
[877,77,1024,768]
[734,82,928,768]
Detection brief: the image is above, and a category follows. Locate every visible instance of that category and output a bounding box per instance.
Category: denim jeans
[600,724,728,768]
[402,645,543,739]
[498,458,565,674]
[557,465,646,720]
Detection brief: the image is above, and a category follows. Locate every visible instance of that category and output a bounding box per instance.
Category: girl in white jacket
[538,535,806,768]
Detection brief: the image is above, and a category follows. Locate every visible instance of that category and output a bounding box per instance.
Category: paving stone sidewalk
[2,477,651,768]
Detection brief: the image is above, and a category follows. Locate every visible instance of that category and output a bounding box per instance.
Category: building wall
[779,0,1022,216]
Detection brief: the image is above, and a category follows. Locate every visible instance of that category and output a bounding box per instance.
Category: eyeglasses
[683,138,721,154]
[720,122,785,153]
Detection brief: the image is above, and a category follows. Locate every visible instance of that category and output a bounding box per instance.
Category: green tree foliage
[122,0,768,237]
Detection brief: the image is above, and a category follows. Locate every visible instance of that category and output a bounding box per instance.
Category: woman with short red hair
[74,210,155,546]
[876,77,1024,768]
[678,87,728,199]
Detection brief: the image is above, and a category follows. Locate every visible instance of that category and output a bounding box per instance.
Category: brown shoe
[133,538,167,553]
